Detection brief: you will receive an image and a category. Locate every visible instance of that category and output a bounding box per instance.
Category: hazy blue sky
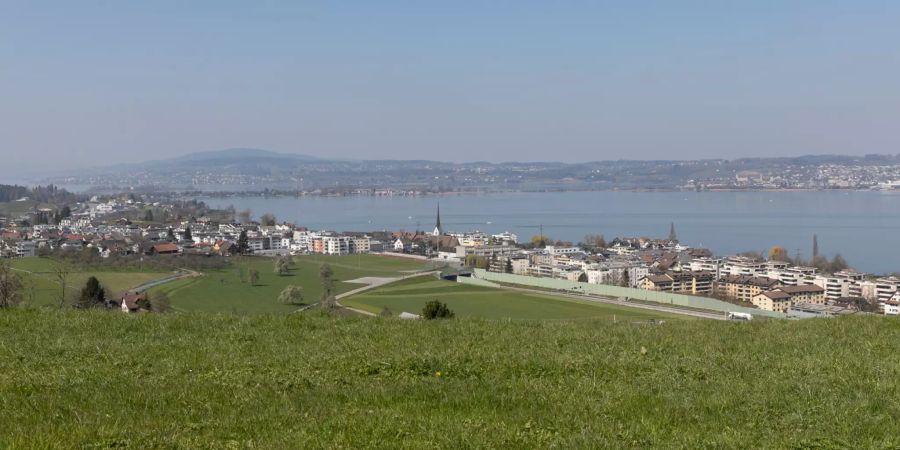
[1,1,899,175]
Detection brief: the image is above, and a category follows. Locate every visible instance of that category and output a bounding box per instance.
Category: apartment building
[350,237,371,254]
[639,271,714,295]
[456,245,520,259]
[721,257,768,277]
[875,277,900,303]
[689,257,721,278]
[751,290,793,313]
[753,284,825,312]
[717,275,781,302]
[767,266,817,286]
[322,236,351,255]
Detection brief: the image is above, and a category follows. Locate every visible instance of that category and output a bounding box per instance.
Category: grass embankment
[10,257,170,307]
[150,254,429,314]
[1,310,899,448]
[343,275,685,321]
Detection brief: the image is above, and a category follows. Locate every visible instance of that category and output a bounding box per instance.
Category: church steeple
[433,203,443,236]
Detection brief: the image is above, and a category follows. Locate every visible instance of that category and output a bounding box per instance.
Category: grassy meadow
[149,254,430,314]
[10,257,171,307]
[1,309,899,448]
[343,275,685,321]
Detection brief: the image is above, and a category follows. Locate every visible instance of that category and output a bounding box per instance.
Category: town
[36,150,900,195]
[2,188,898,318]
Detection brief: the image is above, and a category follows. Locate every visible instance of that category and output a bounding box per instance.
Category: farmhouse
[147,243,179,255]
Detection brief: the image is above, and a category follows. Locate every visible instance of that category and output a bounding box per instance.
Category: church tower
[432,203,443,236]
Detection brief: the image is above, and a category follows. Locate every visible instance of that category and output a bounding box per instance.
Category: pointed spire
[433,203,443,236]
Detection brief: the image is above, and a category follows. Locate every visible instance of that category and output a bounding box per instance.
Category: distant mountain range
[38,149,900,193]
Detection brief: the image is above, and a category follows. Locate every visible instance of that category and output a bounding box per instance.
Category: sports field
[342,275,686,321]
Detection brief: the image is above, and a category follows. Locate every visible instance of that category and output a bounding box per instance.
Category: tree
[829,254,849,273]
[422,300,454,320]
[248,269,260,286]
[237,230,249,254]
[530,234,551,248]
[167,228,176,242]
[53,260,72,308]
[319,263,335,300]
[577,272,588,282]
[812,234,819,259]
[621,269,630,287]
[183,226,192,242]
[144,209,154,222]
[0,261,23,308]
[274,257,290,276]
[379,306,393,317]
[582,234,607,249]
[260,213,277,226]
[59,205,71,219]
[237,209,252,224]
[768,246,788,262]
[668,222,677,242]
[505,258,513,274]
[75,276,106,308]
[278,285,304,305]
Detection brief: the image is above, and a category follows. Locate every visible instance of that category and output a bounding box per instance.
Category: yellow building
[718,275,781,302]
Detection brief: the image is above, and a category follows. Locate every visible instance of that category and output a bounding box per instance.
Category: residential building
[883,300,900,316]
[350,237,371,254]
[689,257,721,278]
[753,285,826,312]
[639,271,714,295]
[323,236,351,255]
[16,240,35,257]
[717,275,781,302]
[875,277,900,303]
[752,290,793,313]
[721,257,768,277]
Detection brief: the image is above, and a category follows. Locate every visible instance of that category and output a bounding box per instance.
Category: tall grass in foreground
[1,309,899,448]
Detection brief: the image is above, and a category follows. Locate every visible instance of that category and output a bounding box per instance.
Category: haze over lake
[200,191,900,274]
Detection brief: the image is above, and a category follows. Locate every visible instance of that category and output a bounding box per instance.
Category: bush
[422,300,454,320]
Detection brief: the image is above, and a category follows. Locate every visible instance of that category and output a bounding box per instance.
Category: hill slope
[1,310,899,448]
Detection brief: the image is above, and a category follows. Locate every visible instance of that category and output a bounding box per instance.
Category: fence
[471,269,785,319]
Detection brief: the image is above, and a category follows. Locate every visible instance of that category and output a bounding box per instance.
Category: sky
[1,1,899,175]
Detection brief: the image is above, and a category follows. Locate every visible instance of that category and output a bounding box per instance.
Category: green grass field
[343,275,685,321]
[150,254,429,314]
[1,310,898,448]
[10,257,171,307]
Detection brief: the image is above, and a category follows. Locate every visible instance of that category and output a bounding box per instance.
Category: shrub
[422,300,454,320]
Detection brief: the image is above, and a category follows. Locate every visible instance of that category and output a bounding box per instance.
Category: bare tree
[53,260,72,308]
[0,262,24,308]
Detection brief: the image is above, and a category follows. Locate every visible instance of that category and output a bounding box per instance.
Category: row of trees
[767,243,850,273]
[0,184,81,203]
[232,208,278,226]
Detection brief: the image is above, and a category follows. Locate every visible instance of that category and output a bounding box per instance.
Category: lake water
[199,191,900,274]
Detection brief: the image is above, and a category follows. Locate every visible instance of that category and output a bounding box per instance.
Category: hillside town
[2,193,898,318]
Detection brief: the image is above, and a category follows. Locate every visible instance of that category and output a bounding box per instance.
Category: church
[432,203,443,236]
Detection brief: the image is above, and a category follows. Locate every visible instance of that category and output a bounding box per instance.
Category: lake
[199,190,900,274]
